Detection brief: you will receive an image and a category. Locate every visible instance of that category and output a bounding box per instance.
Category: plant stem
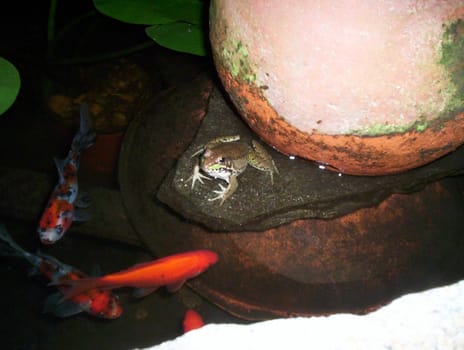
[48,41,155,65]
[47,0,57,42]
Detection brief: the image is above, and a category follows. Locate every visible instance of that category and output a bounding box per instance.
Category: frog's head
[200,149,233,180]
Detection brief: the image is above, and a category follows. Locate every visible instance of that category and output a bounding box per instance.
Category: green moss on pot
[349,116,430,136]
[351,19,464,137]
[219,39,256,84]
[439,19,464,118]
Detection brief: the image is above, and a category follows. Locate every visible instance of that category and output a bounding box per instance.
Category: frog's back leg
[191,136,241,158]
[206,135,241,149]
[249,140,279,184]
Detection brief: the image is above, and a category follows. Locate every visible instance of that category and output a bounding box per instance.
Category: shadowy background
[0,2,241,349]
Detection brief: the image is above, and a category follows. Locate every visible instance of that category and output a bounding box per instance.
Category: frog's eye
[218,157,226,163]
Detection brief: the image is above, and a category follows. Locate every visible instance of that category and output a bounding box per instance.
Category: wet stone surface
[157,86,464,232]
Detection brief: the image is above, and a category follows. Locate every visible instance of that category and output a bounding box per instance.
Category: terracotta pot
[210,1,464,175]
[118,78,464,319]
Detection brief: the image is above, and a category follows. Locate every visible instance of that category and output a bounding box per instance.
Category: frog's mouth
[204,166,231,182]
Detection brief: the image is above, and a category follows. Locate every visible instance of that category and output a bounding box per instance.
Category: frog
[187,135,279,206]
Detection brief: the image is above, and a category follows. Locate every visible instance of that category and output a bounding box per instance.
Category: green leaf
[146,22,207,56]
[0,57,20,116]
[93,0,205,25]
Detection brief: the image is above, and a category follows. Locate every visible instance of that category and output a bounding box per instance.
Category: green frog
[188,135,279,205]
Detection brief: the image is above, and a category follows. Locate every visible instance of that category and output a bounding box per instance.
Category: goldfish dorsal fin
[129,259,163,270]
[90,264,102,277]
[53,157,66,182]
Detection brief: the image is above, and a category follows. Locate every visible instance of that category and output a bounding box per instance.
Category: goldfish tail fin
[0,224,28,258]
[53,277,101,302]
[71,103,96,153]
[43,292,84,317]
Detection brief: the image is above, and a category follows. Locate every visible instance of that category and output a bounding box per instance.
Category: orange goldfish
[58,250,218,300]
[37,103,95,244]
[183,309,204,333]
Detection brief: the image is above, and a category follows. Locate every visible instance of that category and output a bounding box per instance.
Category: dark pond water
[0,3,241,349]
[2,2,464,350]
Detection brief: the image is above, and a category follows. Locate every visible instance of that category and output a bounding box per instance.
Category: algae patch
[350,116,431,137]
[351,19,464,137]
[220,40,257,84]
[439,18,464,118]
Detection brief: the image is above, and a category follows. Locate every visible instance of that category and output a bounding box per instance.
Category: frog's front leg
[187,164,210,190]
[208,175,238,206]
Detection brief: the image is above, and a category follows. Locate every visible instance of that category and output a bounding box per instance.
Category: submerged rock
[120,78,464,319]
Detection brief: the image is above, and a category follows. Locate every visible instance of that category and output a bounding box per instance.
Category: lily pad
[93,0,205,25]
[146,22,206,56]
[0,57,20,116]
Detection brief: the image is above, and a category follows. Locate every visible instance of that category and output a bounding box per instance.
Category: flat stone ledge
[157,87,464,232]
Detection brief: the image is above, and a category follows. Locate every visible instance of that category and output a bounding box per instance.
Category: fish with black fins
[37,103,96,244]
[0,223,122,318]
